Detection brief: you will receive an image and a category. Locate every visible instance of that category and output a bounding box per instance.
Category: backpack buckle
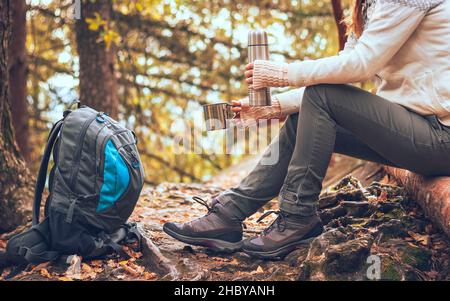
[96,112,107,124]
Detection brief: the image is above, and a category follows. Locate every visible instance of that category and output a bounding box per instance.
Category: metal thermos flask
[247,30,271,107]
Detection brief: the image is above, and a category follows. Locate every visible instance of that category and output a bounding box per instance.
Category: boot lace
[257,210,287,235]
[192,196,213,212]
[191,196,246,229]
[184,197,216,226]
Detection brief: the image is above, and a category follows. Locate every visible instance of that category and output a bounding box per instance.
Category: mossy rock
[380,256,403,281]
[341,201,373,217]
[376,219,409,242]
[327,216,370,228]
[298,230,373,280]
[379,239,433,277]
[366,182,405,199]
[323,235,372,274]
[401,244,432,271]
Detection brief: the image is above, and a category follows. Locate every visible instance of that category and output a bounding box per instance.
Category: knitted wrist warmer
[252,60,289,89]
[237,99,282,125]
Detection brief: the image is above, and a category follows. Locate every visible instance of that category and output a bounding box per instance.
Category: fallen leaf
[107,259,117,268]
[123,245,142,259]
[143,271,157,280]
[90,260,103,267]
[211,257,230,262]
[122,264,142,277]
[79,263,97,280]
[32,262,50,271]
[407,231,430,246]
[93,267,104,273]
[81,263,93,272]
[228,258,239,265]
[40,268,52,278]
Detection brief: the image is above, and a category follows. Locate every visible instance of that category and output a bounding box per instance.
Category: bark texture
[0,0,33,233]
[75,0,119,118]
[331,0,347,51]
[386,167,450,237]
[8,0,29,161]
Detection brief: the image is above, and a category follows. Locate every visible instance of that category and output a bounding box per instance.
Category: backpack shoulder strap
[4,246,59,280]
[4,218,59,279]
[33,119,64,225]
[18,246,59,263]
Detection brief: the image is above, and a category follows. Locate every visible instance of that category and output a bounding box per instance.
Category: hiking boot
[163,197,244,253]
[242,211,323,260]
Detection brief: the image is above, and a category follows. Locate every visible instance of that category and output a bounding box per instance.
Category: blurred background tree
[1,0,33,232]
[12,0,352,185]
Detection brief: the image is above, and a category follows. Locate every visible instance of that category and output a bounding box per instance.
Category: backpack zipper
[68,114,98,190]
[115,149,134,214]
[124,145,140,168]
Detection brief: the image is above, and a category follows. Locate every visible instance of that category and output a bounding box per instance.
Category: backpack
[3,105,145,279]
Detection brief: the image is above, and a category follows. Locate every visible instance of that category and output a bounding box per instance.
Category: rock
[326,216,369,229]
[318,193,340,209]
[376,219,410,242]
[285,247,309,267]
[400,243,432,271]
[332,175,363,191]
[320,201,375,225]
[376,239,433,280]
[340,201,373,217]
[297,174,450,281]
[319,206,347,225]
[323,235,373,275]
[399,215,428,233]
[379,255,403,281]
[366,182,406,202]
[318,175,369,210]
[298,230,373,280]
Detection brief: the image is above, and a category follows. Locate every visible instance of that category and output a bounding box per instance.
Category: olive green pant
[218,84,450,219]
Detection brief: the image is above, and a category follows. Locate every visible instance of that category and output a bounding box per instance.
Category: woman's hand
[245,60,289,90]
[230,97,283,127]
[244,63,255,86]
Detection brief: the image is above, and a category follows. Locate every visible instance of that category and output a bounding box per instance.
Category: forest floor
[1,155,449,281]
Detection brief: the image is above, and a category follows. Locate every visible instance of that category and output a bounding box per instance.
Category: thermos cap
[248,30,268,46]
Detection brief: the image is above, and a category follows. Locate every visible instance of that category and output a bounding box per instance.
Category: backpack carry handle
[33,120,64,225]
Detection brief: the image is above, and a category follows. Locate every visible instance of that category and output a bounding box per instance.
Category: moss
[401,245,432,271]
[381,257,402,281]
[383,208,405,219]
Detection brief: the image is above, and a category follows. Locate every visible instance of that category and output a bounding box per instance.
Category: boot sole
[163,224,243,253]
[243,237,315,260]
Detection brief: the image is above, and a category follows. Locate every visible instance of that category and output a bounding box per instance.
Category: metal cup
[203,103,234,131]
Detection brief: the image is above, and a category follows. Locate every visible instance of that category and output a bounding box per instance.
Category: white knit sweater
[275,0,450,126]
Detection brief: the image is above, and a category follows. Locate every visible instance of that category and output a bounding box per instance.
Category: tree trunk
[8,0,29,161]
[385,167,450,237]
[75,0,119,118]
[331,0,347,51]
[0,0,33,233]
